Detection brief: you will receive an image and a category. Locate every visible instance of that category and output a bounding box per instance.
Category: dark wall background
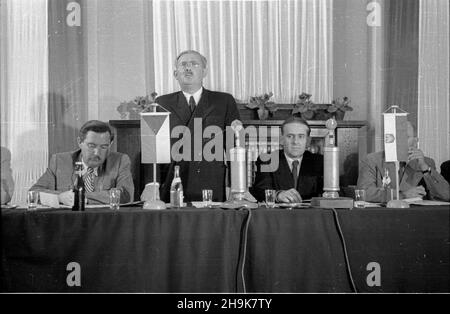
[385,0,419,129]
[48,0,88,156]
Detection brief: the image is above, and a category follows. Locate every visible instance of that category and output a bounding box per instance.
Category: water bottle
[170,165,183,208]
[72,161,86,211]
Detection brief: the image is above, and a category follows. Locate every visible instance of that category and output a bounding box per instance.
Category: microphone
[311,117,353,209]
[323,118,339,198]
[224,120,257,208]
[230,120,246,194]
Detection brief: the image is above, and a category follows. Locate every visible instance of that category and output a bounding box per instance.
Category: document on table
[403,197,450,206]
[191,202,222,208]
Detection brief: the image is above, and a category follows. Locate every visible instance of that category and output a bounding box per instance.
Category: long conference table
[1,205,449,293]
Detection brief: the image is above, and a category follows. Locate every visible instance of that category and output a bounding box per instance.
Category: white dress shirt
[182,87,203,108]
[284,153,303,177]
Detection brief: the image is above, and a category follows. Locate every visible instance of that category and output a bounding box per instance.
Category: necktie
[189,96,196,113]
[292,160,299,190]
[84,167,95,193]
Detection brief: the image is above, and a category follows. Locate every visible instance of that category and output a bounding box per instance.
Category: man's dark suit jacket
[156,89,240,202]
[251,150,324,202]
[441,160,450,185]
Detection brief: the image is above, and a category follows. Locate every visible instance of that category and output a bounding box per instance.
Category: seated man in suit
[156,50,240,202]
[441,160,450,185]
[30,120,134,205]
[357,121,449,202]
[252,116,323,203]
[1,146,14,205]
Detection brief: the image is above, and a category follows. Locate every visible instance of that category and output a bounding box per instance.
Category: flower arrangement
[326,96,353,120]
[117,92,158,119]
[292,92,323,119]
[292,92,352,120]
[245,92,278,120]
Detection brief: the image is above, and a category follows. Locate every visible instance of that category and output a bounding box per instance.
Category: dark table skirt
[2,206,449,292]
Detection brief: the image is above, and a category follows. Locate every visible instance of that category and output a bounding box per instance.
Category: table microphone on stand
[311,117,354,209]
[223,120,257,209]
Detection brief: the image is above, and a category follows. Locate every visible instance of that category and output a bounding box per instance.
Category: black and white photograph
[1,0,449,300]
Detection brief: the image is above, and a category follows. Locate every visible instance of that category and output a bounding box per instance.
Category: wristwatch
[422,167,431,175]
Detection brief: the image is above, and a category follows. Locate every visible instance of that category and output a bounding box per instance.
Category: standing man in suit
[30,120,134,205]
[357,121,449,202]
[251,116,324,203]
[156,50,240,202]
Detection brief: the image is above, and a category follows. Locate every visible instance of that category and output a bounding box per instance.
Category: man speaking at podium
[252,117,324,203]
[156,50,240,202]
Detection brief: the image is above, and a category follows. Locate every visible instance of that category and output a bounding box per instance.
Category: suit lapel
[70,150,81,188]
[187,89,214,127]
[165,92,191,125]
[195,89,214,118]
[297,153,309,190]
[276,151,295,189]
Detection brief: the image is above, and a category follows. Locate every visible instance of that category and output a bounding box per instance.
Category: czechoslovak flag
[383,113,408,162]
[140,111,171,164]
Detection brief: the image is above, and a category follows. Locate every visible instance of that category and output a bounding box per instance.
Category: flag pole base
[386,199,410,208]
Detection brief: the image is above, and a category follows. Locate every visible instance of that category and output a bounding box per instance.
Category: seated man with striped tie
[30,120,134,205]
[251,116,324,203]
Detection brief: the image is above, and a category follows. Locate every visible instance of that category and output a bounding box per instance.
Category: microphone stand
[141,104,167,210]
[223,121,258,209]
[311,117,354,209]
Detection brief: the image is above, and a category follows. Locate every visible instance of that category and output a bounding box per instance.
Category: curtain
[0,0,49,205]
[152,0,333,104]
[418,0,450,168]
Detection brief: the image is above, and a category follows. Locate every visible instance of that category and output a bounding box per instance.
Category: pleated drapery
[418,0,450,168]
[152,0,333,104]
[0,0,49,205]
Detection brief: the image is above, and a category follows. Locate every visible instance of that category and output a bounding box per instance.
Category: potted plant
[293,93,352,120]
[117,92,158,119]
[292,92,327,120]
[245,92,278,120]
[326,96,352,120]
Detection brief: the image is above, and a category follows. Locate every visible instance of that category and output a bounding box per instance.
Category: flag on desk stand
[383,112,408,162]
[140,111,171,164]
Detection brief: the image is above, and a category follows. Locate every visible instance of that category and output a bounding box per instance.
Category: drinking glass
[27,190,39,210]
[354,189,366,208]
[265,189,276,208]
[202,189,213,208]
[109,188,121,210]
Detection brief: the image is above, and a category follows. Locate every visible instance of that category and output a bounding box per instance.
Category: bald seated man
[357,121,449,203]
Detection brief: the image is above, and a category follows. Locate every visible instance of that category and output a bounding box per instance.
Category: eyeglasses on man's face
[177,61,202,69]
[85,143,111,151]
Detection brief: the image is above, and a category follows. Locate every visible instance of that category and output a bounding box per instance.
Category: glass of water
[354,189,366,208]
[202,189,213,208]
[109,188,121,210]
[27,190,39,210]
[265,189,276,208]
